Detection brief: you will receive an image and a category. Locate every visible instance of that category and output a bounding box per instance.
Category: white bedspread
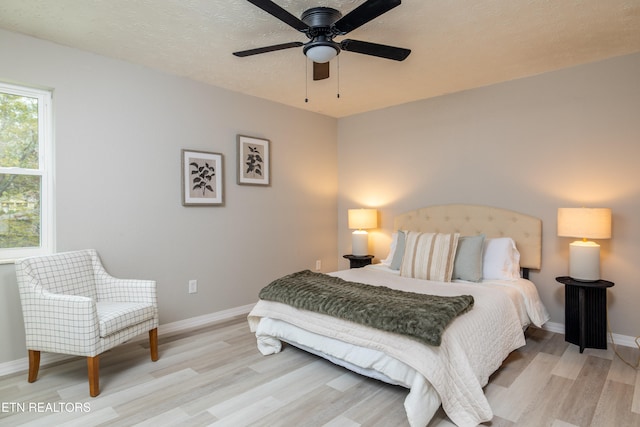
[247,265,549,427]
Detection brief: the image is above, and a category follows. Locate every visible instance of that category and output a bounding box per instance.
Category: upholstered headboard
[393,204,542,270]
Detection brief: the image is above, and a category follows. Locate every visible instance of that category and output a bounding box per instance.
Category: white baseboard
[541,321,565,334]
[0,303,255,378]
[0,352,73,378]
[541,321,639,349]
[157,303,254,336]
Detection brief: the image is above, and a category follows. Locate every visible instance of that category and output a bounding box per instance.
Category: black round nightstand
[343,255,374,269]
[556,276,614,353]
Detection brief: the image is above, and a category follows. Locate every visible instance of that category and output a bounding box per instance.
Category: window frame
[0,82,54,263]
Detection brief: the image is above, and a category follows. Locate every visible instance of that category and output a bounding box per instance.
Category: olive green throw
[259,270,474,346]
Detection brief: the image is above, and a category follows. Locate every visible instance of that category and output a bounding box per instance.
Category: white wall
[0,29,338,363]
[337,53,640,338]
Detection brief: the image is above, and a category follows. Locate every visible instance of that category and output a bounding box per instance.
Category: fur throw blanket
[259,270,474,346]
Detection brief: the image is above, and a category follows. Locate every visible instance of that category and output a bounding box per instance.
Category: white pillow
[482,237,521,280]
[381,232,399,265]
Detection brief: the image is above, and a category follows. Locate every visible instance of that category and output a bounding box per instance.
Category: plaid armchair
[15,249,159,397]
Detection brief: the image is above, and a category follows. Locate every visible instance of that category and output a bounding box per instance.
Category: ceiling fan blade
[246,0,309,32]
[233,42,303,57]
[333,0,401,35]
[340,39,410,61]
[313,62,330,80]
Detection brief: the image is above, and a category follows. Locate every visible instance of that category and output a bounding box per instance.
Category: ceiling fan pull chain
[305,58,309,103]
[337,56,340,99]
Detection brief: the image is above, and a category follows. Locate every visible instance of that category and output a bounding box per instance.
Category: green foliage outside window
[0,92,41,249]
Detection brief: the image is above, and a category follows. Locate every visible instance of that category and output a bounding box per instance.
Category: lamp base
[352,230,369,256]
[569,241,600,282]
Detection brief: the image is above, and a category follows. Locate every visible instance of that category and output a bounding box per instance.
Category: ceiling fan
[233,0,411,81]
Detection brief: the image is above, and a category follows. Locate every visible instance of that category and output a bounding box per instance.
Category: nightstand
[343,255,374,269]
[556,276,614,353]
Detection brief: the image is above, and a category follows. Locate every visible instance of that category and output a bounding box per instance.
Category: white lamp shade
[557,208,611,239]
[348,209,377,230]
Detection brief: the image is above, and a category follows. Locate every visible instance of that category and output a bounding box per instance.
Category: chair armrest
[89,251,157,305]
[26,290,98,324]
[96,275,157,306]
[19,290,101,354]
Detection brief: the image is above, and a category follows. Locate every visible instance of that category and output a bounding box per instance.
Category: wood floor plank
[633,368,640,414]
[607,344,639,385]
[335,379,407,427]
[326,371,364,392]
[487,351,560,422]
[57,407,119,427]
[551,420,580,427]
[342,380,408,426]
[552,345,588,380]
[487,348,530,388]
[583,346,614,361]
[535,328,570,357]
[514,374,575,427]
[112,359,263,422]
[206,360,344,419]
[67,368,199,426]
[322,415,361,427]
[208,396,284,427]
[590,380,640,427]
[127,407,190,427]
[558,355,611,426]
[248,385,352,427]
[176,364,285,416]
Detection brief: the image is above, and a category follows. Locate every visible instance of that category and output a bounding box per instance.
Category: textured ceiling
[0,0,639,118]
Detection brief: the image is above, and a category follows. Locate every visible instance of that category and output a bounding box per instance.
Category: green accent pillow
[452,234,485,282]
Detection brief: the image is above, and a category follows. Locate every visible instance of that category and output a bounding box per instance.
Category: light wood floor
[1,316,639,426]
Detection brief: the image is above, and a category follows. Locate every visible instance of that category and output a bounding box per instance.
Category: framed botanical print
[237,135,270,186]
[181,149,224,206]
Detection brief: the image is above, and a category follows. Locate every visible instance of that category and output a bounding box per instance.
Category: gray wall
[0,29,338,363]
[1,27,638,366]
[337,53,640,337]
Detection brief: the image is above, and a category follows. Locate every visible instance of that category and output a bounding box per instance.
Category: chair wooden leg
[27,350,40,383]
[149,327,159,362]
[87,356,100,397]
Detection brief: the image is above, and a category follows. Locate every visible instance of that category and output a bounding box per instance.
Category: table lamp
[348,208,377,256]
[557,207,611,281]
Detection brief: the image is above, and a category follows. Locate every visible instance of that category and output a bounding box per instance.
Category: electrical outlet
[188,279,197,294]
[315,260,321,271]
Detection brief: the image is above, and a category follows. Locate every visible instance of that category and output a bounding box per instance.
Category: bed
[248,204,550,427]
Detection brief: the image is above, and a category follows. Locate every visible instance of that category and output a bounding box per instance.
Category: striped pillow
[400,231,460,282]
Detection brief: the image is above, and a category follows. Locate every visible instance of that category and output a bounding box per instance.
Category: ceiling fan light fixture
[234,0,411,80]
[304,43,339,63]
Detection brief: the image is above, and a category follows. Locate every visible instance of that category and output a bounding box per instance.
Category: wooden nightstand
[343,255,374,269]
[556,276,614,353]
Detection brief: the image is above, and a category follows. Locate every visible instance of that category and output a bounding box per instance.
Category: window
[0,82,53,262]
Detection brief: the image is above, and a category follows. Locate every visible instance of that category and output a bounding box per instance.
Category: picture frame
[237,135,270,186]
[181,149,224,206]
